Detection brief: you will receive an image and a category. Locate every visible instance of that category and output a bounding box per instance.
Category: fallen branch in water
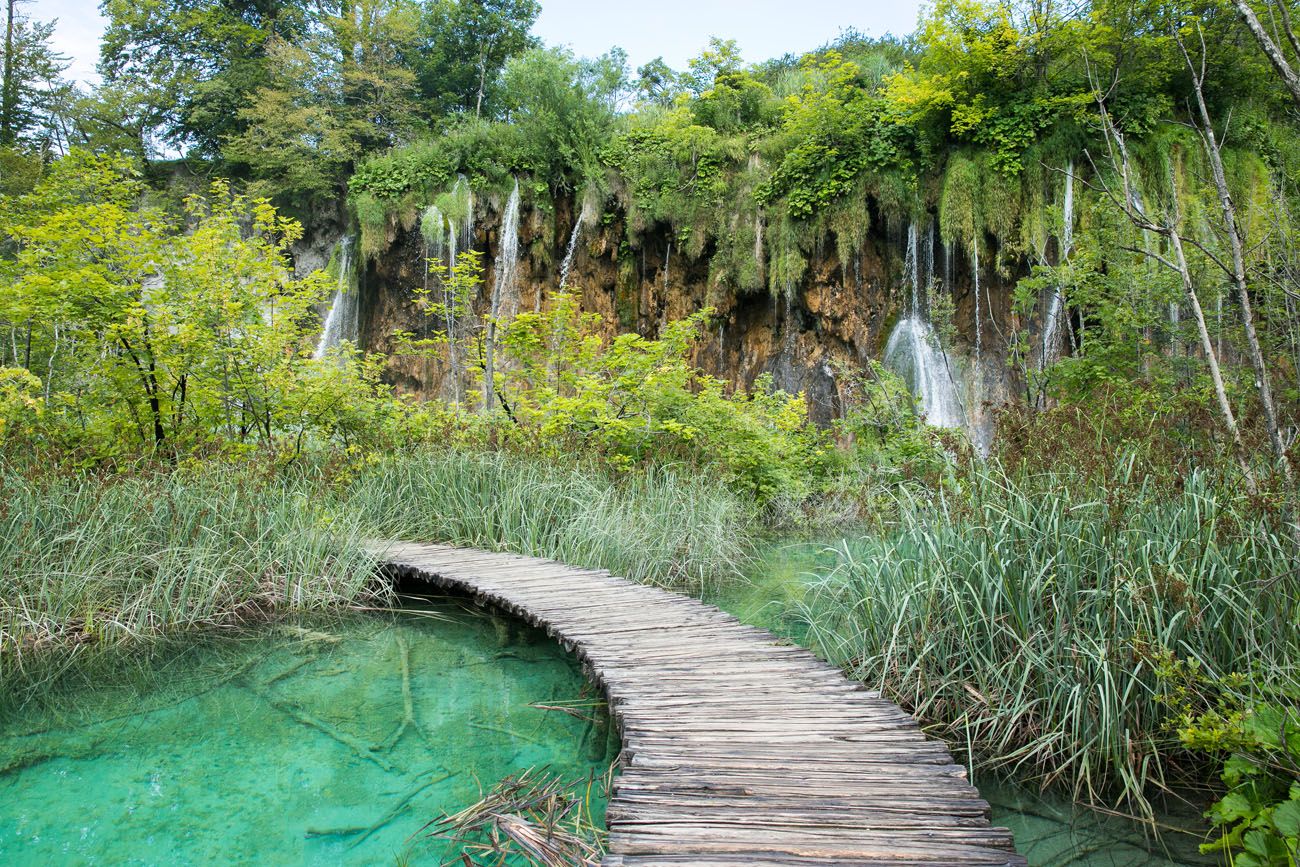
[418,767,604,867]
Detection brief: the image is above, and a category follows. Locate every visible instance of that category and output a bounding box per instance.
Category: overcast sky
[39,0,926,88]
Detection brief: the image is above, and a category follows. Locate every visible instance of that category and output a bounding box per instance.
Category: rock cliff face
[344,192,1021,434]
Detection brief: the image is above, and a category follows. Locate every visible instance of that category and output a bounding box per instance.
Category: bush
[496,292,832,502]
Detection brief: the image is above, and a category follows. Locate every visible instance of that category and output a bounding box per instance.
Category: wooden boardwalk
[378,542,1025,866]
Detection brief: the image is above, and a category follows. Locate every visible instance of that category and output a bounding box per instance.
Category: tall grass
[2,449,752,701]
[0,463,382,703]
[349,450,750,592]
[799,458,1299,816]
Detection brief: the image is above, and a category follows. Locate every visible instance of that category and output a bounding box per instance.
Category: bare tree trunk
[482,321,495,410]
[1180,26,1294,483]
[1231,0,1300,112]
[1089,94,1259,491]
[1169,230,1258,486]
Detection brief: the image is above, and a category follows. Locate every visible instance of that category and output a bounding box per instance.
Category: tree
[0,0,70,149]
[498,46,627,183]
[1174,23,1293,484]
[1230,0,1300,111]
[0,151,385,455]
[98,0,309,157]
[636,57,679,106]
[413,0,539,117]
[224,0,424,202]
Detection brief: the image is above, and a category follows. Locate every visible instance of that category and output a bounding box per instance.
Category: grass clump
[799,458,1300,817]
[0,462,383,704]
[350,449,750,594]
[1,447,753,699]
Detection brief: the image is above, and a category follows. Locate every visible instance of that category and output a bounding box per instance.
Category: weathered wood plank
[375,542,1024,865]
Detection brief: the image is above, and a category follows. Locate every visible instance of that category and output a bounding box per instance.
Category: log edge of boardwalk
[376,541,1025,866]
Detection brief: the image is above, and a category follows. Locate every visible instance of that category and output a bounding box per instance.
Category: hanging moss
[828,179,871,276]
[939,152,980,251]
[354,192,389,261]
[867,170,917,230]
[767,212,808,301]
[979,151,1022,243]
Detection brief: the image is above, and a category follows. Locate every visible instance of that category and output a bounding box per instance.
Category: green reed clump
[348,449,751,593]
[799,458,1299,817]
[0,462,382,698]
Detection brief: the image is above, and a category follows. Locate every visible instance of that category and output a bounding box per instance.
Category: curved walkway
[378,541,1025,866]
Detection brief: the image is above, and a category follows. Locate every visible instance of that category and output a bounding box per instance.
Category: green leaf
[1272,798,1300,838]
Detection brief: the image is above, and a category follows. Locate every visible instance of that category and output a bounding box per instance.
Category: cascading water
[884,318,966,430]
[421,206,445,265]
[483,179,520,410]
[494,179,521,320]
[904,223,920,313]
[884,221,965,430]
[1041,161,1074,366]
[973,244,982,365]
[314,236,357,360]
[558,193,596,291]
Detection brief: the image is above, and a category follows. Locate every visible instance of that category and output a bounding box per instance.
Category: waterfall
[884,221,965,430]
[451,175,474,254]
[884,318,966,429]
[925,219,935,296]
[314,237,357,360]
[664,240,671,290]
[559,193,596,291]
[421,206,445,265]
[1041,160,1074,365]
[493,179,521,320]
[904,223,920,313]
[484,179,520,410]
[973,244,982,365]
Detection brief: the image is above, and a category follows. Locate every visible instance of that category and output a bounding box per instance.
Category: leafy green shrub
[1162,659,1300,865]
[496,292,832,502]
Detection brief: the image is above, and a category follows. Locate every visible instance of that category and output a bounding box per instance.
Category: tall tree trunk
[1169,230,1258,488]
[1094,99,1259,491]
[1231,0,1300,112]
[1181,26,1295,483]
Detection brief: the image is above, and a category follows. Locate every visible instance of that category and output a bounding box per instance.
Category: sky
[38,0,926,89]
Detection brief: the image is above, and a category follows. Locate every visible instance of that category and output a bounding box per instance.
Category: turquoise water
[0,599,614,865]
[706,540,1218,867]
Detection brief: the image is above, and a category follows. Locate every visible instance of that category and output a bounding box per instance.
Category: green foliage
[1160,660,1300,865]
[0,459,384,701]
[223,0,424,202]
[759,52,915,219]
[98,0,309,156]
[496,292,831,502]
[0,151,396,458]
[347,448,750,593]
[0,8,71,150]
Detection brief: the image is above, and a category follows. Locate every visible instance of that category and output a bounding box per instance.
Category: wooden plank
[373,541,1024,866]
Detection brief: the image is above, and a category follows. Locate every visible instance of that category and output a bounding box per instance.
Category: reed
[799,458,1300,816]
[0,462,382,703]
[347,449,750,593]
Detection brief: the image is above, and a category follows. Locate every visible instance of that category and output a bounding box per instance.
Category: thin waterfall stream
[883,221,966,430]
[313,237,358,361]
